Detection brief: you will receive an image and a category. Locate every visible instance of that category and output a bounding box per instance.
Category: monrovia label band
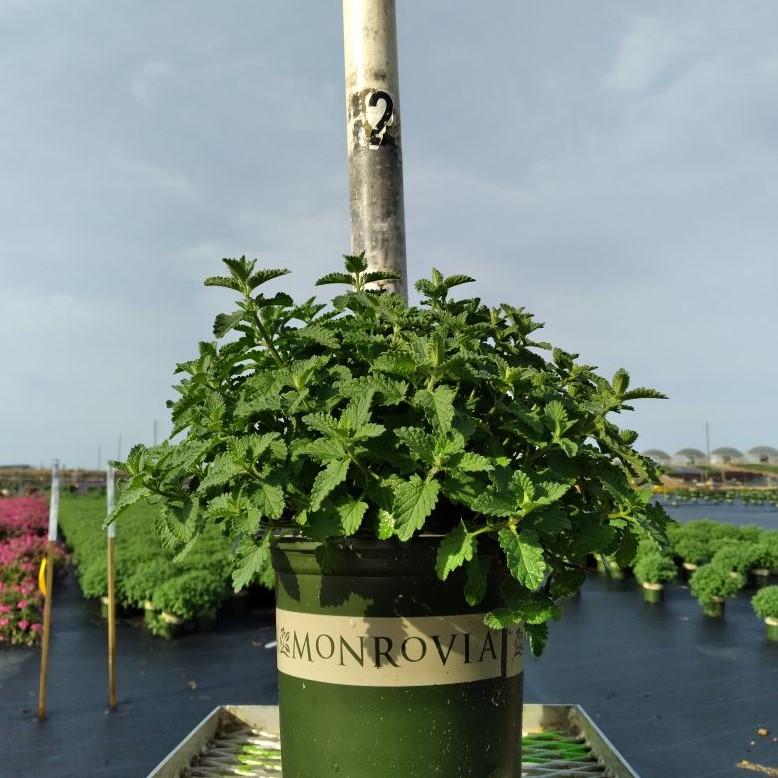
[276,609,523,687]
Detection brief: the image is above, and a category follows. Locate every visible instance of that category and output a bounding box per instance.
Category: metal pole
[342,0,408,299]
[106,465,117,711]
[37,459,59,721]
[153,420,158,447]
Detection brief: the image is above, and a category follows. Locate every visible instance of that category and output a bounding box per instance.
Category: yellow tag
[38,558,47,598]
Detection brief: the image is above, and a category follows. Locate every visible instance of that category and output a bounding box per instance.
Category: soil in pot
[272,536,523,778]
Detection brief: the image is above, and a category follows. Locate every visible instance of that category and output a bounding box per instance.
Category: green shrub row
[598,520,778,624]
[58,494,273,624]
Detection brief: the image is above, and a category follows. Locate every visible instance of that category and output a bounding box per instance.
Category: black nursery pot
[271,536,523,778]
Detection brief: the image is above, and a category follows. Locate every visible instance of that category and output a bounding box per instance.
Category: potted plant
[751,586,778,642]
[749,542,776,588]
[112,257,670,777]
[711,541,763,580]
[689,564,745,618]
[670,522,711,576]
[633,551,677,604]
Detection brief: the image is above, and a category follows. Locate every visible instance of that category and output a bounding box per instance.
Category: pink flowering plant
[0,496,62,646]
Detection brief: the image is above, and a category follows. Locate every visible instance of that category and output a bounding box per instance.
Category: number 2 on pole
[368,90,394,148]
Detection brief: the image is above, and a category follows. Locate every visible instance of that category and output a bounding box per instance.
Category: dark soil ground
[1,500,776,778]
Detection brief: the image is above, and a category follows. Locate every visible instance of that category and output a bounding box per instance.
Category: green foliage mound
[59,494,271,623]
[113,255,670,655]
[689,564,745,612]
[633,551,677,586]
[751,586,778,621]
[711,541,764,574]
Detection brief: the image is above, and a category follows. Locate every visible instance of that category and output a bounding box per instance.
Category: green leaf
[470,488,516,517]
[395,427,436,464]
[204,275,242,292]
[232,533,271,592]
[484,608,521,629]
[247,268,289,290]
[511,470,536,504]
[464,554,492,606]
[344,254,369,273]
[213,310,244,338]
[198,452,245,491]
[301,437,347,463]
[315,272,354,287]
[524,622,549,657]
[309,459,350,511]
[251,481,285,520]
[336,498,369,535]
[340,389,375,433]
[456,452,494,473]
[612,368,630,395]
[435,524,476,580]
[413,386,457,433]
[392,476,440,541]
[498,528,547,590]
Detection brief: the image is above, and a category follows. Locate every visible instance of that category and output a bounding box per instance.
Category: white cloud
[605,17,684,93]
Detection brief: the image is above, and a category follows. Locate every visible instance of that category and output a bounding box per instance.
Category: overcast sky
[2,1,777,468]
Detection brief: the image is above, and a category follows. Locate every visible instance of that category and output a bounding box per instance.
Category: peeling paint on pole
[343,0,408,299]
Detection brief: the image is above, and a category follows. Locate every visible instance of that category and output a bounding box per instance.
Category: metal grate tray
[149,704,639,778]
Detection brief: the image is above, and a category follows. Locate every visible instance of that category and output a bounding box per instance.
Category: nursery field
[1,496,777,777]
[58,494,273,637]
[0,559,775,777]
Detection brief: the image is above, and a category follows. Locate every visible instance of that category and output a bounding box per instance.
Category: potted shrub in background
[711,541,763,582]
[689,564,745,618]
[633,550,677,604]
[751,586,778,642]
[112,257,670,777]
[670,522,711,577]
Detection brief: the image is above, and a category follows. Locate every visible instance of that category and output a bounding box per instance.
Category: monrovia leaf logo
[279,627,291,657]
[276,609,523,688]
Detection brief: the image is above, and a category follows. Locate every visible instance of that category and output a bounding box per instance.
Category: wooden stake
[37,460,60,721]
[106,465,117,711]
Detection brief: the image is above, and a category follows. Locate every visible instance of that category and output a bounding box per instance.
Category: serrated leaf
[344,253,369,273]
[456,452,494,472]
[309,459,350,511]
[435,524,476,580]
[392,476,440,541]
[372,352,418,377]
[213,310,244,338]
[414,386,456,433]
[395,427,436,464]
[198,452,245,491]
[204,274,243,292]
[247,268,289,290]
[498,528,547,590]
[336,498,368,535]
[612,368,630,395]
[559,438,578,457]
[511,470,535,504]
[315,272,354,287]
[464,553,492,606]
[484,608,521,629]
[340,389,375,433]
[471,488,516,517]
[250,481,285,520]
[524,622,548,657]
[301,437,347,463]
[232,533,271,591]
